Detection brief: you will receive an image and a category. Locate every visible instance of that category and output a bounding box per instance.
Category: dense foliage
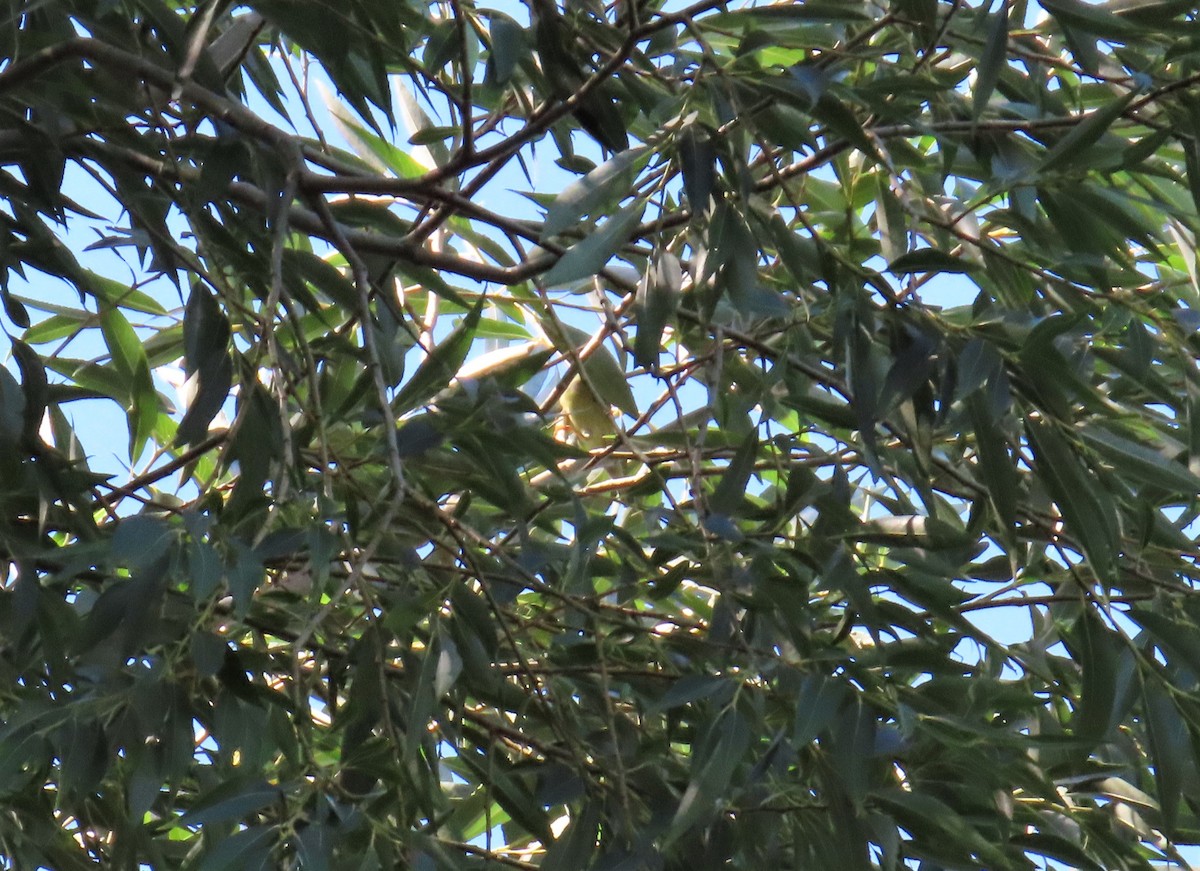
[6,0,1200,867]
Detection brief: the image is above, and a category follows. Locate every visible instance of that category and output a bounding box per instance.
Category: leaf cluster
[5,0,1200,868]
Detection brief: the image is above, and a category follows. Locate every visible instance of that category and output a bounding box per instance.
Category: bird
[558,373,618,449]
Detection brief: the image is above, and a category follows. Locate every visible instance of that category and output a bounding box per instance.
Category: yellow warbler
[559,376,617,450]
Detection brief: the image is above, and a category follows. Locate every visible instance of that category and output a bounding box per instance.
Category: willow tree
[3,0,1200,867]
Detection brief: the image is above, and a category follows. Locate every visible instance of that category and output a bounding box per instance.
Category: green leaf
[874,176,908,262]
[325,96,429,178]
[1025,418,1120,582]
[58,719,108,798]
[1038,0,1147,39]
[1069,610,1129,745]
[393,303,483,415]
[542,202,645,288]
[541,801,600,871]
[678,124,717,212]
[2,288,29,329]
[1010,833,1105,871]
[1143,680,1188,834]
[969,394,1019,544]
[82,270,167,316]
[647,675,733,715]
[1133,610,1200,679]
[954,338,1002,401]
[99,304,161,462]
[974,2,1009,118]
[542,146,648,240]
[812,94,877,159]
[180,781,281,827]
[177,284,233,446]
[129,354,160,464]
[45,358,132,405]
[10,339,47,446]
[489,14,528,85]
[667,710,751,843]
[1039,89,1139,174]
[827,697,874,806]
[284,250,359,313]
[874,789,1011,868]
[21,312,89,346]
[849,514,972,550]
[794,675,849,745]
[98,304,145,383]
[196,824,274,871]
[112,514,173,570]
[1079,423,1200,494]
[887,249,978,274]
[633,252,682,369]
[709,432,758,516]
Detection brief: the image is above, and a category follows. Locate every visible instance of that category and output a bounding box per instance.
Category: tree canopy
[6,0,1200,867]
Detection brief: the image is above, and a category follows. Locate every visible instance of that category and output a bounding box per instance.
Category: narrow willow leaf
[633,251,682,369]
[2,289,29,329]
[874,789,1016,869]
[954,338,1002,402]
[1143,680,1188,834]
[83,270,167,315]
[22,312,88,346]
[647,675,733,715]
[874,175,908,262]
[888,249,978,274]
[969,394,1019,545]
[1039,90,1138,174]
[325,93,428,178]
[451,341,551,385]
[542,202,644,288]
[1071,611,1125,745]
[178,284,233,446]
[709,431,758,516]
[195,825,274,871]
[489,14,528,84]
[1011,833,1105,871]
[541,801,600,871]
[112,514,173,570]
[794,675,848,745]
[1130,610,1200,686]
[179,781,281,827]
[99,304,146,382]
[542,146,648,239]
[829,698,875,807]
[973,1,1009,118]
[850,514,971,550]
[890,0,938,36]
[1026,419,1120,582]
[814,94,877,158]
[878,328,935,416]
[1080,423,1200,494]
[678,124,716,211]
[667,711,751,843]
[1038,0,1145,39]
[10,340,47,446]
[393,303,483,415]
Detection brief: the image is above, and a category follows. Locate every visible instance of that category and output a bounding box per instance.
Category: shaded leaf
[887,249,978,274]
[543,146,648,240]
[1026,418,1120,582]
[542,202,645,288]
[974,2,1009,118]
[393,303,484,415]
